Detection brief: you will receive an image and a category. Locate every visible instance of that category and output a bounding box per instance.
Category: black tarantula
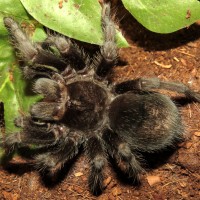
[2,2,200,195]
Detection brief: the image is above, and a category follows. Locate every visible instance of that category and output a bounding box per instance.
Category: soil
[0,1,200,199]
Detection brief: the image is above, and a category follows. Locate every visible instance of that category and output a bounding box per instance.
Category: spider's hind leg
[102,129,143,182]
[114,77,200,102]
[94,2,118,78]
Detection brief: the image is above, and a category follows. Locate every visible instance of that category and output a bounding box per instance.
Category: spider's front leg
[94,2,118,78]
[42,35,89,71]
[4,17,67,78]
[114,77,200,102]
[30,74,68,121]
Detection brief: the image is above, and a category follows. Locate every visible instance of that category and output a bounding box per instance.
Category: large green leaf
[20,0,128,47]
[0,0,45,136]
[122,0,200,33]
[0,0,29,21]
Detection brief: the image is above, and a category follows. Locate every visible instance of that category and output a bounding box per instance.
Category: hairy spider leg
[102,129,143,182]
[114,77,200,102]
[34,130,83,173]
[94,2,118,78]
[85,135,107,195]
[31,75,68,121]
[0,118,64,152]
[42,35,90,71]
[4,17,67,78]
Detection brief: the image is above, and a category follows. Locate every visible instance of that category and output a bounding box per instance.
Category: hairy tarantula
[2,2,200,195]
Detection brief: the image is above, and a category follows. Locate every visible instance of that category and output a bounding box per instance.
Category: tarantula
[2,2,200,195]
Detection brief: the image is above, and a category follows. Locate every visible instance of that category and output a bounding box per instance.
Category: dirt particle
[146,175,161,186]
[73,185,84,193]
[173,57,179,62]
[9,70,14,81]
[180,58,187,66]
[152,193,165,200]
[187,42,198,48]
[108,193,115,200]
[103,176,112,188]
[58,0,63,9]
[107,180,117,190]
[111,187,122,196]
[98,194,109,200]
[193,131,200,137]
[2,191,19,200]
[20,21,35,37]
[74,3,80,9]
[61,184,68,191]
[74,172,83,177]
[154,60,172,69]
[186,9,191,19]
[179,181,187,188]
[178,151,199,172]
[184,141,193,149]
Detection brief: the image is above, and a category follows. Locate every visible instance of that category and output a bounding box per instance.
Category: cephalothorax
[2,2,200,195]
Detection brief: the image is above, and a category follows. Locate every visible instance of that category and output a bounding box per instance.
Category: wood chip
[173,57,179,62]
[74,172,83,177]
[108,194,115,200]
[180,58,187,66]
[73,185,84,193]
[2,191,10,200]
[112,187,122,196]
[187,42,198,48]
[103,176,112,187]
[176,50,195,57]
[98,194,109,200]
[154,61,172,69]
[193,132,200,137]
[146,175,161,186]
[180,181,187,188]
[185,141,193,149]
[107,180,117,189]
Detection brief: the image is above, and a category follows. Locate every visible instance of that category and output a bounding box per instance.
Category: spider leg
[34,130,83,173]
[42,35,89,71]
[102,129,143,182]
[4,17,67,78]
[30,75,68,121]
[33,78,61,101]
[30,102,66,121]
[1,118,71,151]
[114,77,200,101]
[94,2,118,78]
[85,135,107,195]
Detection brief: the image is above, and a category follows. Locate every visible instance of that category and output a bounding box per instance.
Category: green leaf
[122,0,200,33]
[0,0,45,136]
[20,0,129,47]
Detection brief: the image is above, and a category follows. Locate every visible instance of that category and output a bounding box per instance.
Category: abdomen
[109,92,183,152]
